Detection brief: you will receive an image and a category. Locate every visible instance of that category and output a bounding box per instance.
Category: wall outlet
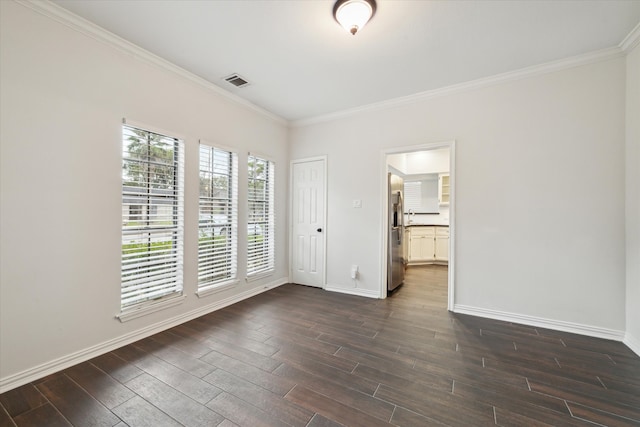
[351,265,358,279]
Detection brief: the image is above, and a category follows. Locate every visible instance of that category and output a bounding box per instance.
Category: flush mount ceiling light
[333,0,377,35]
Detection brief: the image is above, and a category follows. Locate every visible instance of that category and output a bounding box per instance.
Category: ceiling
[52,0,640,123]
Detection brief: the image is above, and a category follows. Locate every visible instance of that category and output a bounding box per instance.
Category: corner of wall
[624,333,640,357]
[625,26,640,360]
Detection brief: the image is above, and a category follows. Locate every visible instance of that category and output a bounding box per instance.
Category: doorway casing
[380,141,456,310]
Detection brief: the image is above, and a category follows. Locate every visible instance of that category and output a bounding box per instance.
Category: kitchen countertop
[405,224,449,227]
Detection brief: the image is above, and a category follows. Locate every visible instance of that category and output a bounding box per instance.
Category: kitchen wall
[290,53,627,337]
[626,40,640,354]
[388,149,450,225]
[0,2,289,390]
[388,148,450,175]
[408,207,450,227]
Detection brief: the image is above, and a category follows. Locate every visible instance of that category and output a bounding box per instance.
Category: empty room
[1,0,639,426]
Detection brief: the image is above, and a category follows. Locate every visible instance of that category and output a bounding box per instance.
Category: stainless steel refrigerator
[388,173,405,291]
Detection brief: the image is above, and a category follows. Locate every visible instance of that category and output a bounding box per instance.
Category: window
[404,181,422,212]
[403,174,439,213]
[198,144,238,293]
[121,124,184,314]
[247,155,275,277]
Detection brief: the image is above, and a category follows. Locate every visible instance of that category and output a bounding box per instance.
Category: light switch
[352,199,362,208]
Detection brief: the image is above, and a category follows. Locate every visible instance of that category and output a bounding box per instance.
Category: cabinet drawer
[436,226,449,236]
[410,226,435,237]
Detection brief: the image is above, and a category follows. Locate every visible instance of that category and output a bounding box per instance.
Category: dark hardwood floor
[2,265,639,426]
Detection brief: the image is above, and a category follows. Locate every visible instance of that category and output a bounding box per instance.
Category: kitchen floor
[390,265,448,310]
[1,266,639,426]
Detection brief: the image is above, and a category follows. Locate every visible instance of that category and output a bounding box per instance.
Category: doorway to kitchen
[381,141,455,311]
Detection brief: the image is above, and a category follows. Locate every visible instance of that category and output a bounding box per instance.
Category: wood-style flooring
[1,265,639,426]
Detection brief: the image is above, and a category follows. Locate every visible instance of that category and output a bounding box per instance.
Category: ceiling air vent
[223,73,250,88]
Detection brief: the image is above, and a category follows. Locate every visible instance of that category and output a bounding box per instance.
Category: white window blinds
[404,181,422,212]
[247,155,275,277]
[198,144,238,290]
[121,124,184,310]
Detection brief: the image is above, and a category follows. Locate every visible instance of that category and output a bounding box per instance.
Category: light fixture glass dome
[333,0,377,35]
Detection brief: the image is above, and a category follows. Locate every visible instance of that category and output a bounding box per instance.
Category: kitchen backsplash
[405,206,450,226]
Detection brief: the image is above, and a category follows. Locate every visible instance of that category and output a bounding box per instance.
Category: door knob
[317,228,322,232]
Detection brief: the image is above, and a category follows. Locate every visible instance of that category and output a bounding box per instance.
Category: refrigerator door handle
[397,191,404,228]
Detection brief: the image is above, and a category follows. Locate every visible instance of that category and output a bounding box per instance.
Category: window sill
[116,294,186,323]
[196,280,239,298]
[246,270,274,283]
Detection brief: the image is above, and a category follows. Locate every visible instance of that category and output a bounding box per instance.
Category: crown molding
[620,21,640,53]
[14,0,639,130]
[15,0,287,126]
[291,46,624,128]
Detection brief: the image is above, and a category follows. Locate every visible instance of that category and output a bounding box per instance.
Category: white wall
[405,149,450,175]
[0,2,289,390]
[387,148,450,175]
[625,42,640,353]
[290,56,627,335]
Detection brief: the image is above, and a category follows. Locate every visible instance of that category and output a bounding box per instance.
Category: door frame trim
[380,141,456,311]
[289,156,328,288]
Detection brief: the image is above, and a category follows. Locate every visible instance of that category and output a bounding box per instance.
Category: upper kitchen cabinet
[439,173,450,206]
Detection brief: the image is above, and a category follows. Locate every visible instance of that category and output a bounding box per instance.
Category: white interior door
[291,158,326,287]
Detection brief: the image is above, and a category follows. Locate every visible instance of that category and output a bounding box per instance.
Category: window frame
[197,142,239,296]
[118,120,185,321]
[246,154,275,279]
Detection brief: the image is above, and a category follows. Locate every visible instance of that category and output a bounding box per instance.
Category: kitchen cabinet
[408,226,448,264]
[409,226,434,262]
[439,174,450,206]
[404,228,410,264]
[435,227,449,261]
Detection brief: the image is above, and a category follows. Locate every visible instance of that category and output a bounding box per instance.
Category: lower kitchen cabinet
[435,227,449,262]
[408,226,448,264]
[404,228,410,264]
[409,226,435,262]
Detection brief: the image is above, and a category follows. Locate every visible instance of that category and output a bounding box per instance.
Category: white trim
[620,21,640,53]
[291,47,623,127]
[0,276,288,394]
[454,304,625,342]
[447,142,456,311]
[17,0,286,126]
[246,271,274,282]
[123,118,186,142]
[623,332,640,357]
[380,141,456,311]
[289,156,328,289]
[17,1,637,129]
[17,1,636,129]
[324,285,380,299]
[247,150,277,164]
[117,294,186,323]
[196,280,239,298]
[198,139,239,157]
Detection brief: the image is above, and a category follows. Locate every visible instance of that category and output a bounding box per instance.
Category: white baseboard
[623,332,640,357]
[324,285,381,299]
[453,304,626,342]
[0,277,288,394]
